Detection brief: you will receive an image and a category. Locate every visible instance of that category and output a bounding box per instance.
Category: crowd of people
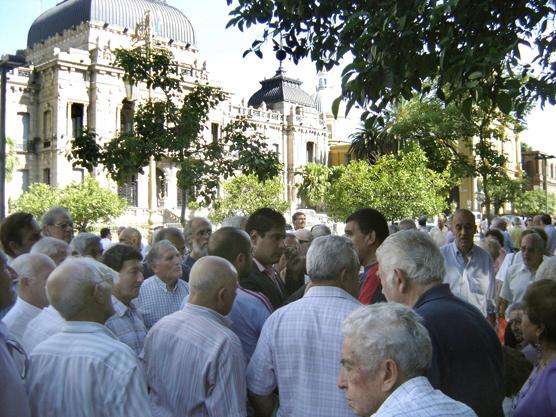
[0,205,555,417]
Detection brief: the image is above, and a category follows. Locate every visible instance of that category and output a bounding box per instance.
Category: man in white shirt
[26,257,151,417]
[2,253,55,343]
[430,214,448,247]
[337,303,476,417]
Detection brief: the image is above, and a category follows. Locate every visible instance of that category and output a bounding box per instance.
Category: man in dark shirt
[376,230,504,417]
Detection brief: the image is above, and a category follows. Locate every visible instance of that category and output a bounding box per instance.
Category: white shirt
[430,226,448,247]
[500,257,547,317]
[1,297,41,343]
[495,251,523,283]
[21,305,65,353]
[100,238,113,251]
[26,321,152,417]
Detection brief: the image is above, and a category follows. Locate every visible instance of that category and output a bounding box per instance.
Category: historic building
[2,0,351,224]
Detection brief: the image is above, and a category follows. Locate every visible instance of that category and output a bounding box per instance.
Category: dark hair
[541,213,552,226]
[501,346,533,397]
[208,227,251,263]
[245,208,286,237]
[292,211,305,222]
[523,280,556,345]
[485,229,504,247]
[346,208,389,245]
[100,228,111,238]
[102,244,142,272]
[418,216,427,227]
[523,227,547,249]
[154,227,184,243]
[0,212,36,257]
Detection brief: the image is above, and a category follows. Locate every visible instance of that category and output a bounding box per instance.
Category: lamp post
[534,154,556,213]
[0,54,26,220]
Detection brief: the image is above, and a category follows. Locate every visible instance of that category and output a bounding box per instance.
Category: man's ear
[249,230,259,246]
[393,269,409,293]
[18,275,30,289]
[381,359,399,393]
[365,230,377,248]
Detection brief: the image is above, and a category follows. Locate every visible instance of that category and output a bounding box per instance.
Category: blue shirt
[440,242,496,315]
[106,297,147,355]
[137,275,189,329]
[247,286,360,417]
[545,224,556,254]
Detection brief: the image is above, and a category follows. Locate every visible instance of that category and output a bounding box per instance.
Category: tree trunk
[180,188,188,227]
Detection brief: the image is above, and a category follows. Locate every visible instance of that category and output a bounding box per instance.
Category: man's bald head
[11,253,56,308]
[188,256,238,316]
[208,227,252,279]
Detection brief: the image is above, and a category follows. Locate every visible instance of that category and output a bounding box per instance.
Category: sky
[0,0,554,155]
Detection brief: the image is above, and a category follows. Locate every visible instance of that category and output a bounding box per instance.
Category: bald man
[25,258,151,417]
[2,253,55,343]
[141,256,247,417]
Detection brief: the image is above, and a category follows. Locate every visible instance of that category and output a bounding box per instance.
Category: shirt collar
[183,303,232,328]
[153,275,180,293]
[14,297,42,314]
[304,285,358,301]
[111,296,131,317]
[253,258,267,273]
[452,241,475,258]
[61,321,117,339]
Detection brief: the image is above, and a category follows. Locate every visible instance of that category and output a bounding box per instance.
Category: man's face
[252,225,286,267]
[437,217,445,230]
[114,259,144,304]
[153,246,182,284]
[509,309,524,342]
[338,338,387,416]
[14,220,42,257]
[293,214,306,230]
[0,252,17,310]
[521,235,544,271]
[44,213,74,243]
[452,211,476,253]
[344,221,371,265]
[191,220,212,257]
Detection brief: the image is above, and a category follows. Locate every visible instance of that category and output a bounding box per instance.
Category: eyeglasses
[53,222,74,229]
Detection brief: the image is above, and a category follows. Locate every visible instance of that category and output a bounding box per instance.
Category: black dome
[248,68,317,109]
[27,0,196,48]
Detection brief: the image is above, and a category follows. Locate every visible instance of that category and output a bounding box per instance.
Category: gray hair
[376,230,445,286]
[307,235,359,281]
[31,237,69,259]
[146,240,176,270]
[11,253,55,283]
[491,216,507,229]
[536,256,556,281]
[41,207,71,227]
[310,224,331,239]
[478,238,501,263]
[398,219,416,231]
[342,303,432,378]
[184,217,210,239]
[47,257,118,319]
[522,231,545,251]
[222,215,248,229]
[70,233,100,255]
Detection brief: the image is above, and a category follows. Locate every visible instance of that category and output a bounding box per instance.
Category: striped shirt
[247,286,360,417]
[21,305,65,353]
[105,297,147,355]
[137,275,189,329]
[141,303,247,417]
[26,321,152,417]
[2,297,41,344]
[372,376,477,417]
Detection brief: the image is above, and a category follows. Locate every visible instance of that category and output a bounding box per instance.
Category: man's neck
[112,289,131,307]
[362,253,377,268]
[409,283,437,307]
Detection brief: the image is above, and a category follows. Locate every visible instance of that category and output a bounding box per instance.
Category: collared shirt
[227,287,272,362]
[106,297,147,355]
[0,322,31,417]
[21,305,65,353]
[545,224,556,254]
[100,238,113,251]
[141,304,247,417]
[1,297,41,344]
[253,257,284,297]
[495,251,523,283]
[441,242,495,316]
[372,376,477,417]
[26,321,151,417]
[500,258,547,316]
[247,286,360,417]
[137,275,189,329]
[430,226,449,247]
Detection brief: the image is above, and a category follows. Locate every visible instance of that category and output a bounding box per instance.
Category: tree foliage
[325,145,448,221]
[513,189,555,216]
[10,176,127,231]
[295,163,332,210]
[209,175,289,223]
[227,0,555,122]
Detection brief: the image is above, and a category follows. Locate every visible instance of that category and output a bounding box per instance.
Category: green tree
[513,189,556,216]
[326,145,448,221]
[487,175,526,214]
[227,0,554,121]
[69,45,280,225]
[295,163,331,210]
[209,175,289,224]
[6,137,19,182]
[10,176,127,231]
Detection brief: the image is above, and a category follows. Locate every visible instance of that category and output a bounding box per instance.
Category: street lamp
[534,154,556,213]
[0,54,26,220]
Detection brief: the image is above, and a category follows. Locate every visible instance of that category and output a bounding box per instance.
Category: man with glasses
[183,217,212,270]
[41,207,74,243]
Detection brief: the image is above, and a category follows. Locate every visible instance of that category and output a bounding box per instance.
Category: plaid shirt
[137,276,189,329]
[106,297,147,355]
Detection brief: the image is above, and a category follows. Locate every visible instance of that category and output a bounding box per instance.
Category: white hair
[537,256,556,281]
[222,215,248,229]
[70,232,100,255]
[307,235,359,281]
[145,240,176,270]
[31,237,69,259]
[342,303,432,378]
[11,253,55,283]
[376,230,445,286]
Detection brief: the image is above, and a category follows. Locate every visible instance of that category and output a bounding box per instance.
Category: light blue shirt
[545,224,556,254]
[106,297,147,355]
[372,376,477,417]
[247,286,360,417]
[440,242,496,316]
[137,275,189,329]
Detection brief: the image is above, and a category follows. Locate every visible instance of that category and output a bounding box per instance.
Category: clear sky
[1,0,554,155]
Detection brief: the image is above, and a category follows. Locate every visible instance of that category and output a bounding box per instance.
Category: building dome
[248,67,317,110]
[27,0,196,48]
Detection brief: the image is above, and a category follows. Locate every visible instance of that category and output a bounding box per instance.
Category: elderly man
[119,227,143,252]
[344,208,389,305]
[498,232,546,317]
[25,257,151,417]
[31,236,70,265]
[208,227,272,361]
[294,228,313,256]
[311,223,331,239]
[141,256,246,417]
[2,253,55,343]
[0,212,42,261]
[70,232,103,260]
[0,251,31,417]
[441,208,496,317]
[137,240,189,329]
[536,255,556,280]
[144,227,191,281]
[41,207,74,243]
[247,235,360,417]
[103,244,147,355]
[338,303,476,417]
[242,208,287,310]
[491,216,514,253]
[430,214,448,247]
[183,217,212,269]
[377,230,503,417]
